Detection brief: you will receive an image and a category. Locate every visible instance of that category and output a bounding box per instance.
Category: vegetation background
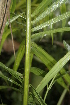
[0,0,70,105]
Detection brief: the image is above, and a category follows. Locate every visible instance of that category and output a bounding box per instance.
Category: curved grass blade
[28,93,36,105]
[31,43,70,91]
[13,40,25,71]
[6,13,24,26]
[44,74,57,102]
[31,0,67,25]
[55,70,70,81]
[31,11,70,32]
[0,71,22,88]
[0,62,23,83]
[31,67,70,83]
[31,27,70,41]
[30,85,47,105]
[36,51,70,93]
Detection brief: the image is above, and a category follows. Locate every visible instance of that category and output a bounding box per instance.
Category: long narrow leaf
[60,3,66,27]
[31,0,67,25]
[0,62,23,83]
[31,43,70,91]
[30,85,47,105]
[31,11,70,32]
[13,40,25,71]
[30,67,45,76]
[0,71,22,88]
[31,27,70,41]
[36,51,70,93]
[6,13,24,26]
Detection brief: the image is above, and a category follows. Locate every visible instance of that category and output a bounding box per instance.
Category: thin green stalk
[44,74,57,102]
[57,89,67,105]
[23,0,31,105]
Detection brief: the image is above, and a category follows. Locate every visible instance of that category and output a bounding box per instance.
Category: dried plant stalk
[0,0,11,42]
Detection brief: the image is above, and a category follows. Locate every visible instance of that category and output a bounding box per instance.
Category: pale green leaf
[13,40,25,71]
[31,0,67,25]
[31,11,70,32]
[36,51,70,93]
[31,43,70,91]
[6,14,23,26]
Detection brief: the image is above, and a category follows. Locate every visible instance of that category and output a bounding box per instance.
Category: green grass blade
[31,0,67,25]
[31,43,70,91]
[0,71,22,88]
[31,67,70,81]
[31,11,70,32]
[36,51,70,93]
[13,40,25,71]
[31,67,45,76]
[6,14,23,26]
[44,74,57,102]
[31,27,70,41]
[0,62,23,83]
[60,3,66,27]
[63,40,70,51]
[30,85,47,105]
[28,93,36,105]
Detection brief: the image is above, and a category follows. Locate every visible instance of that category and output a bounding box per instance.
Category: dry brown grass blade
[0,0,11,42]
